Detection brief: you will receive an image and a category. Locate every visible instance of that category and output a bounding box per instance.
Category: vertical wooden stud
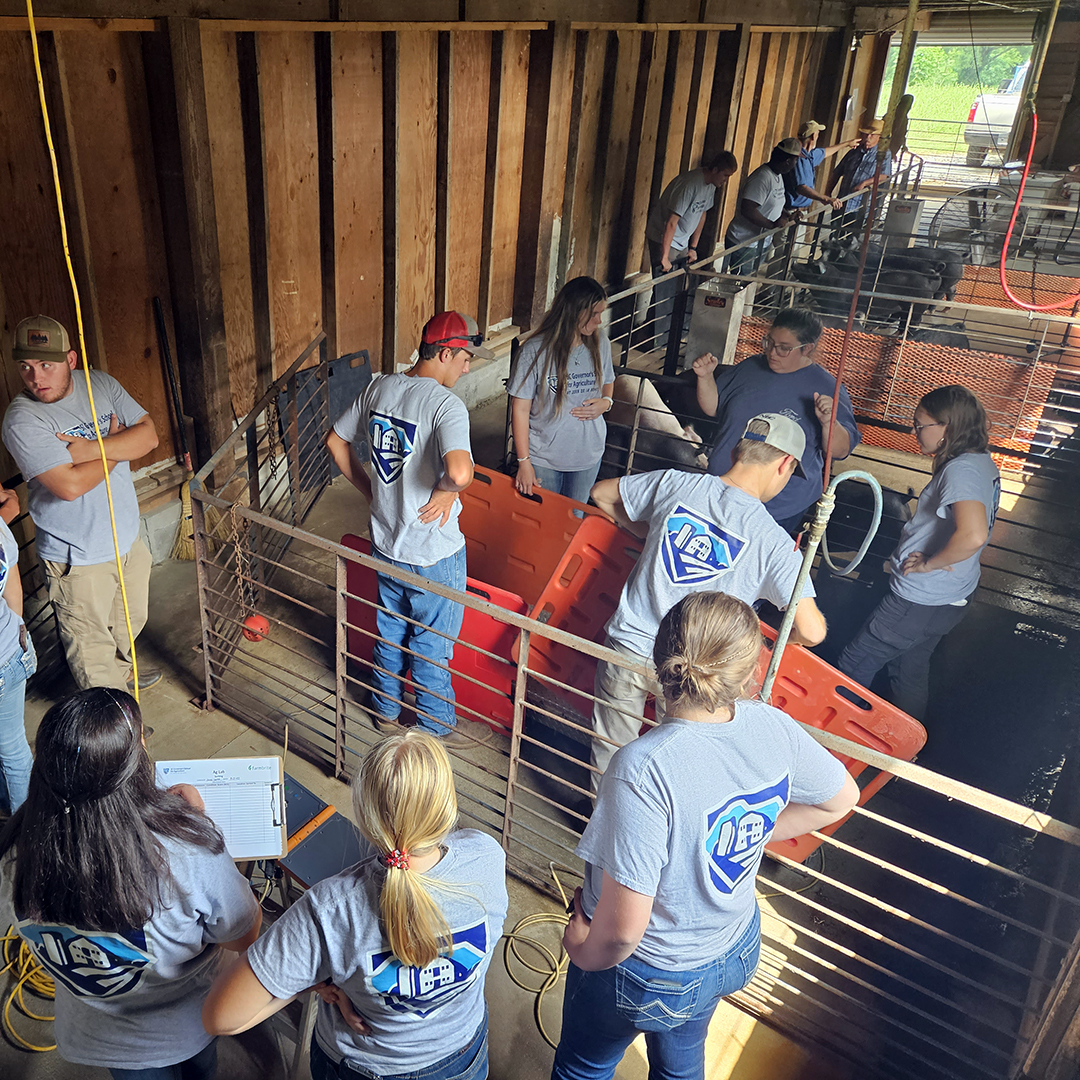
[315,32,337,363]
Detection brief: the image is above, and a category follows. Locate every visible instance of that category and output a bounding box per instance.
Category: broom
[154,297,202,561]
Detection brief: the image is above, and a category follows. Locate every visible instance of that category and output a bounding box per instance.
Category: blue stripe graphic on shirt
[17,920,153,998]
[368,919,488,1016]
[369,412,417,484]
[704,777,789,894]
[661,504,747,585]
[60,412,115,442]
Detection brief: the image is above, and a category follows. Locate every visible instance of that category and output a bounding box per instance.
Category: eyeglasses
[431,333,483,348]
[762,335,807,358]
[912,420,944,434]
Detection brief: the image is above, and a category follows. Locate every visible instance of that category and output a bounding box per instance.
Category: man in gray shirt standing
[2,316,160,692]
[640,151,738,354]
[326,311,493,748]
[587,413,827,790]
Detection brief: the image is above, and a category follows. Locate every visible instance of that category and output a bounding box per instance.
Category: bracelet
[600,396,613,411]
[517,455,530,462]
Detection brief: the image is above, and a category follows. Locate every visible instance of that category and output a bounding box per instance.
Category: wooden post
[166,18,233,477]
[38,32,107,373]
[236,31,274,397]
[513,21,575,332]
[315,32,337,362]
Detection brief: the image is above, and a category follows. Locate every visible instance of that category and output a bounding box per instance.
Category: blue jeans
[370,545,466,734]
[109,1037,217,1080]
[310,1011,488,1080]
[532,463,601,508]
[723,235,769,276]
[551,910,761,1080]
[0,635,36,814]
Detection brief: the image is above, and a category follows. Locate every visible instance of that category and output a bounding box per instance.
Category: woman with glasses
[693,307,859,533]
[0,688,261,1080]
[839,386,1000,721]
[551,591,858,1080]
[508,276,614,504]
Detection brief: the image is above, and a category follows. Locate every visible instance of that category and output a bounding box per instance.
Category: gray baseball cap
[743,412,807,476]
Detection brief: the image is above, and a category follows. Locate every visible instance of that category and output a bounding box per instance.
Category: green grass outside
[894,83,985,158]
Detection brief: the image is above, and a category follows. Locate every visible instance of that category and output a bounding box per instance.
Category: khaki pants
[590,637,666,793]
[45,538,152,690]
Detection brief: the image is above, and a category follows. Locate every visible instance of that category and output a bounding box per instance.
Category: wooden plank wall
[717,29,821,235]
[0,17,844,471]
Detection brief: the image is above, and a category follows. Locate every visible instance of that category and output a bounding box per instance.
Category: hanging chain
[228,503,254,615]
[265,396,282,478]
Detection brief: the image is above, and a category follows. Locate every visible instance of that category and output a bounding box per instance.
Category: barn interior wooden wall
[0,16,857,481]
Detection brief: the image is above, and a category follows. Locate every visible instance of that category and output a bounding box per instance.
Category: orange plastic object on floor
[518,514,927,863]
[457,466,597,606]
[340,535,526,732]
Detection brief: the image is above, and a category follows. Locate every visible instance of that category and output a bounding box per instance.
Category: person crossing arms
[326,311,492,747]
[2,316,160,692]
[587,414,827,789]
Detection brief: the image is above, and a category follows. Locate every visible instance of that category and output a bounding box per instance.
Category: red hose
[998,109,1080,311]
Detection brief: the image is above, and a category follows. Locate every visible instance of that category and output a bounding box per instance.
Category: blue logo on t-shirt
[60,412,115,441]
[369,412,417,484]
[17,920,153,998]
[368,919,489,1016]
[704,777,789,894]
[661,505,747,585]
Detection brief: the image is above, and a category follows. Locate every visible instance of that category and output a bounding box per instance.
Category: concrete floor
[0,396,841,1080]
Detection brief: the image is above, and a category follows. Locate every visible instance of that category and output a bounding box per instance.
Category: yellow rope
[24,0,139,703]
[2,928,56,1052]
[501,865,572,1049]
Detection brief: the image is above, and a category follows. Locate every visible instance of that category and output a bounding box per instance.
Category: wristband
[600,396,613,411]
[517,455,530,462]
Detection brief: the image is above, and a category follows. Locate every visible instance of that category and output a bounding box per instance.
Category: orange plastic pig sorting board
[519,514,927,863]
[457,466,604,606]
[340,535,526,733]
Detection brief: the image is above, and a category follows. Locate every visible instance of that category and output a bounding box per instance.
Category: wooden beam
[593,29,640,287]
[38,32,107,372]
[390,30,438,364]
[202,28,258,420]
[656,30,695,195]
[444,29,491,319]
[315,31,337,361]
[434,29,451,313]
[332,31,384,367]
[381,30,396,371]
[236,32,273,396]
[512,22,573,331]
[166,18,233,470]
[201,20,547,32]
[0,17,156,30]
[683,29,719,171]
[623,29,668,279]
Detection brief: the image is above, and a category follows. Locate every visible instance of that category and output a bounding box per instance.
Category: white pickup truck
[963,61,1029,167]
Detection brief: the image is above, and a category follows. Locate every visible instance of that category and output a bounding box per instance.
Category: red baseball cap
[421,311,495,360]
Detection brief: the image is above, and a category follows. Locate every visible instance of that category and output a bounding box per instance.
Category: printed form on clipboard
[155,757,286,860]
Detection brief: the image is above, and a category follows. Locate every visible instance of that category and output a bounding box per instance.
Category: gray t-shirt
[890,452,1000,606]
[577,703,848,969]
[645,169,716,252]
[0,835,258,1070]
[726,164,787,244]
[506,335,615,472]
[334,374,472,567]
[2,372,145,565]
[247,829,508,1074]
[0,519,24,664]
[604,471,813,658]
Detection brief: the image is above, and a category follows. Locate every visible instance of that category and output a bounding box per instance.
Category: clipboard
[155,757,286,860]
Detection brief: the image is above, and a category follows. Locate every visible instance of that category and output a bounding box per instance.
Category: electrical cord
[2,927,56,1052]
[24,0,141,701]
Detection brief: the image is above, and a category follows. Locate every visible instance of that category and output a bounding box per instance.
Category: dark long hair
[0,689,224,930]
[529,276,608,414]
[919,385,989,475]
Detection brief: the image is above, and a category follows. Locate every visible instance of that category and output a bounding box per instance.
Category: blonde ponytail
[353,731,459,968]
[653,593,762,713]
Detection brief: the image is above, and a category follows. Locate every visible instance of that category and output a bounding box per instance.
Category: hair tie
[382,849,410,870]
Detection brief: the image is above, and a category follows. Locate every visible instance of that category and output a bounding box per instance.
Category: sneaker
[127,668,163,692]
[437,720,493,749]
